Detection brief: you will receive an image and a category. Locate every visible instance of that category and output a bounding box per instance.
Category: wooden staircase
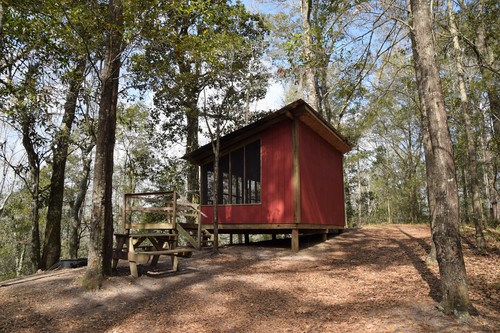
[177,223,214,249]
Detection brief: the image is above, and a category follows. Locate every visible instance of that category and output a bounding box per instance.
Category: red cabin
[184,99,352,251]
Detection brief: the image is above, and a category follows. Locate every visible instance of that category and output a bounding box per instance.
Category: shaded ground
[0,224,498,333]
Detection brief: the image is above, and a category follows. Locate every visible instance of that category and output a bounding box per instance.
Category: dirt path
[0,224,498,332]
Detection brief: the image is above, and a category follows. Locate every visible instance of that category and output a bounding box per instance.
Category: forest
[0,0,498,320]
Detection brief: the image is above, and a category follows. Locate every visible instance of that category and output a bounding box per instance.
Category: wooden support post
[292,229,299,253]
[122,193,127,230]
[230,233,233,245]
[197,204,202,250]
[171,255,179,271]
[172,191,177,228]
[272,234,276,241]
[128,252,139,278]
[112,234,127,269]
[322,232,327,242]
[244,233,250,244]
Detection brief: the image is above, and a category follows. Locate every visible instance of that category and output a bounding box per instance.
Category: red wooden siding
[200,120,294,225]
[299,121,345,226]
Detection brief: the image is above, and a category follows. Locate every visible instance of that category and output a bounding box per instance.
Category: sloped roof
[183,99,352,165]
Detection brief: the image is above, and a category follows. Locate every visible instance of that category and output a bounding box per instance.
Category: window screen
[231,148,244,204]
[201,140,261,205]
[245,140,261,204]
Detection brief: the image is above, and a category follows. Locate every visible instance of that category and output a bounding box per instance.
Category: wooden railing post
[197,203,202,250]
[172,191,177,229]
[122,193,128,232]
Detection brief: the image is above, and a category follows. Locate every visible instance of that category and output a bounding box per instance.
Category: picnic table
[112,191,203,277]
[112,232,192,277]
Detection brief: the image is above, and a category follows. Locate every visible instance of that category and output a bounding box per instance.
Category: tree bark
[42,58,86,269]
[460,167,470,223]
[301,0,320,113]
[0,1,4,51]
[212,132,220,253]
[26,147,41,272]
[408,0,470,317]
[15,244,26,277]
[186,101,199,203]
[69,144,94,259]
[480,125,500,222]
[447,0,486,252]
[420,97,437,264]
[0,1,5,67]
[475,0,500,223]
[83,0,122,290]
[319,63,332,122]
[20,64,42,272]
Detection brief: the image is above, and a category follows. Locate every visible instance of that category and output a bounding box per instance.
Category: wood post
[172,191,177,228]
[171,255,178,271]
[197,202,202,250]
[292,229,299,253]
[244,233,250,244]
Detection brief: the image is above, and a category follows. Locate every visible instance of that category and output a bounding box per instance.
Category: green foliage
[130,0,269,145]
[0,189,35,280]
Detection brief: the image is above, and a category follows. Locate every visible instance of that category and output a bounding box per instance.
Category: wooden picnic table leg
[112,235,127,269]
[171,254,179,271]
[128,236,139,277]
[149,237,164,266]
[128,252,139,278]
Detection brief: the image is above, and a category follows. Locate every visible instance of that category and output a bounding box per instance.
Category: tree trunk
[476,0,500,149]
[15,244,26,277]
[83,0,122,290]
[481,127,500,222]
[408,0,470,318]
[460,167,470,223]
[301,0,320,113]
[20,65,42,272]
[28,166,41,272]
[42,58,86,269]
[0,1,4,53]
[421,98,437,265]
[186,101,199,203]
[447,0,486,252]
[476,0,500,223]
[211,122,221,253]
[319,62,332,122]
[69,144,94,259]
[357,159,362,226]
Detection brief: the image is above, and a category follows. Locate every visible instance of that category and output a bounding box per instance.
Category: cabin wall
[200,120,294,225]
[299,121,346,226]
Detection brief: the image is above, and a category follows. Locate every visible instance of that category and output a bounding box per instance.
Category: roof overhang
[183,99,352,165]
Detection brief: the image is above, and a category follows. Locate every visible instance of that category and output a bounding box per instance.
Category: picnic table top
[114,232,177,239]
